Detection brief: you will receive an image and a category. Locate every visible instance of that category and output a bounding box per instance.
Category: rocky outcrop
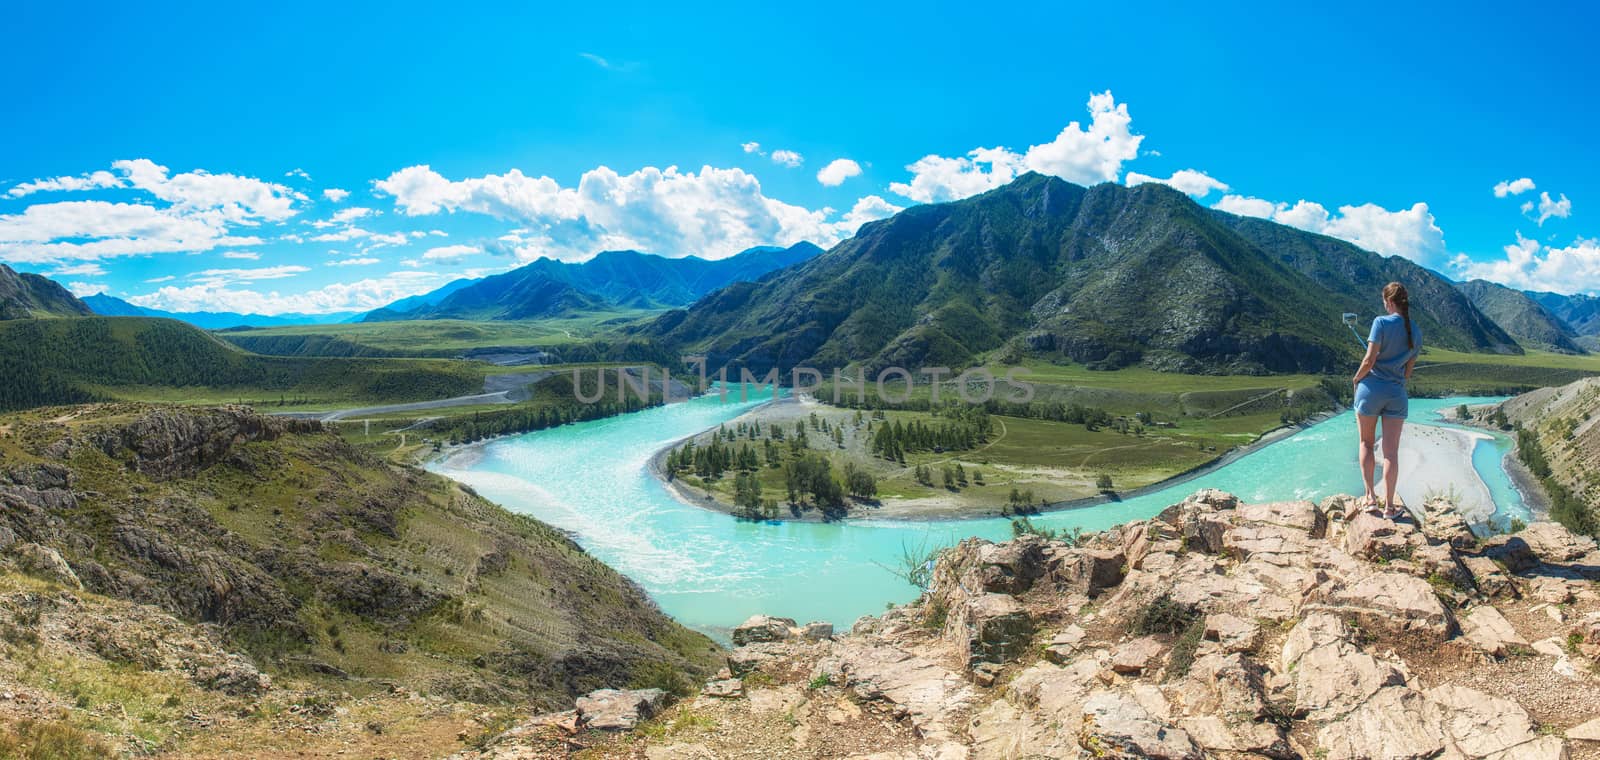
[463,489,1600,759]
[87,405,323,481]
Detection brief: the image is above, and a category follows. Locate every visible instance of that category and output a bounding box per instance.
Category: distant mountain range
[1454,280,1584,354]
[81,293,362,329]
[363,243,824,321]
[643,173,1526,374]
[0,263,93,319]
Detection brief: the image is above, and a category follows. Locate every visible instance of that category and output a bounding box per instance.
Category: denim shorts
[1355,378,1408,419]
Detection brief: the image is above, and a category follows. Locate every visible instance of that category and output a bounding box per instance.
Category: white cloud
[816,158,861,186]
[189,265,309,286]
[0,160,300,265]
[310,227,372,242]
[66,281,107,296]
[1125,168,1229,197]
[221,251,260,260]
[741,142,762,154]
[332,206,377,223]
[328,257,381,267]
[771,149,804,168]
[6,170,123,198]
[1213,194,1447,264]
[1521,200,1535,214]
[421,244,480,260]
[1535,191,1571,225]
[323,188,351,202]
[1493,177,1535,197]
[836,195,903,232]
[286,168,312,181]
[144,275,175,284]
[890,91,1142,203]
[51,263,106,277]
[129,270,448,315]
[1453,233,1600,293]
[376,163,874,260]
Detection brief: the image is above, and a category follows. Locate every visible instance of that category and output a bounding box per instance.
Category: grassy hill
[645,174,1520,376]
[1496,377,1600,535]
[0,263,93,320]
[1454,279,1584,353]
[0,404,719,755]
[0,316,485,411]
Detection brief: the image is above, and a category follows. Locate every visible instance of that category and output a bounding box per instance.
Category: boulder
[1235,500,1326,537]
[969,536,1047,594]
[1461,605,1529,657]
[1042,624,1086,664]
[1320,571,1456,641]
[1426,683,1555,758]
[11,542,82,589]
[731,615,796,646]
[1281,614,1406,719]
[1079,690,1201,759]
[800,621,834,640]
[1315,687,1448,760]
[1462,555,1518,599]
[949,593,1033,666]
[1202,613,1262,654]
[1571,612,1600,659]
[574,688,668,731]
[1570,716,1600,741]
[726,642,787,676]
[701,678,742,698]
[1110,636,1165,675]
[1081,548,1126,596]
[1517,521,1598,563]
[192,656,271,696]
[1342,512,1416,561]
[1479,535,1539,573]
[1420,497,1479,551]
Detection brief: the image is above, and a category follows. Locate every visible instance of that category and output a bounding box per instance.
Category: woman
[1353,282,1421,518]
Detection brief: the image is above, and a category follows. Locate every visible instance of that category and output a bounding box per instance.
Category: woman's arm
[1353,341,1380,384]
[1404,354,1417,380]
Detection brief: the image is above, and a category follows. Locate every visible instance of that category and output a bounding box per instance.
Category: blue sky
[2,1,1597,314]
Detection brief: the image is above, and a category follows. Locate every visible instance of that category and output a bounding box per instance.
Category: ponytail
[1383,282,1413,349]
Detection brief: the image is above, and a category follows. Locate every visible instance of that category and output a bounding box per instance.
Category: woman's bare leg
[1357,414,1379,505]
[1381,416,1405,514]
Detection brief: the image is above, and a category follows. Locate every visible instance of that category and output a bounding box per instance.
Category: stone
[1081,548,1127,596]
[1526,575,1582,605]
[1202,613,1262,654]
[1280,614,1406,719]
[726,642,787,676]
[1419,496,1479,550]
[1426,683,1549,758]
[700,678,742,698]
[1461,605,1529,657]
[1517,521,1598,563]
[970,662,1002,688]
[1321,571,1456,641]
[1079,690,1201,760]
[1571,613,1600,658]
[574,688,667,731]
[1110,636,1165,675]
[1479,535,1539,573]
[1462,555,1518,598]
[192,656,271,696]
[1236,499,1326,537]
[830,640,975,746]
[1342,512,1416,560]
[949,593,1033,666]
[1042,624,1086,664]
[1570,717,1600,741]
[10,542,82,589]
[1532,637,1567,658]
[800,621,834,640]
[969,536,1047,594]
[1315,687,1447,760]
[731,614,796,646]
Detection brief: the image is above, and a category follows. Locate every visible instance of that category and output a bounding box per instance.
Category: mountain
[0,263,93,319]
[82,292,360,329]
[0,404,718,755]
[1453,279,1584,354]
[0,316,482,411]
[365,242,824,322]
[1528,290,1600,336]
[644,174,1520,376]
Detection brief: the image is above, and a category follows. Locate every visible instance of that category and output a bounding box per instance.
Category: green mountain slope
[1211,216,1522,355]
[1454,279,1583,353]
[0,264,93,319]
[0,317,481,411]
[0,404,718,712]
[645,174,1520,375]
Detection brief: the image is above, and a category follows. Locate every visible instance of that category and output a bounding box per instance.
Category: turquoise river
[430,392,1525,640]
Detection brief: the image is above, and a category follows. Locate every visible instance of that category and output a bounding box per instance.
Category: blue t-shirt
[1367,313,1421,385]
